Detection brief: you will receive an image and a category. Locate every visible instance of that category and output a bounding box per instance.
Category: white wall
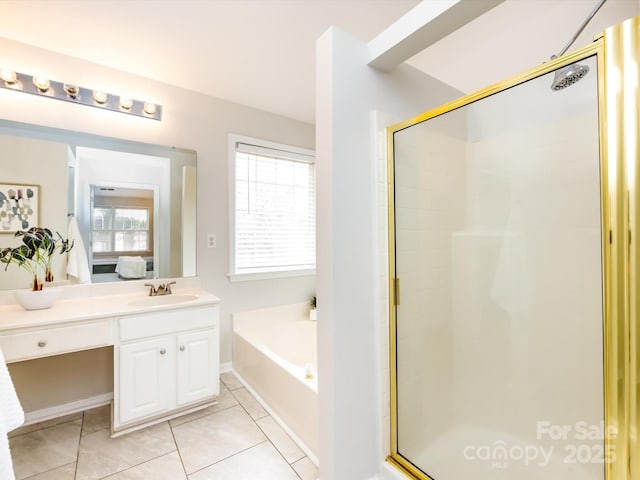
[0,134,68,290]
[0,37,316,367]
[315,27,461,479]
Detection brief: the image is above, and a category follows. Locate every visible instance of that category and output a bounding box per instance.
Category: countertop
[0,278,220,331]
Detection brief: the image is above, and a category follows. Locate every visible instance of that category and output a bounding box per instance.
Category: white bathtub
[232,302,318,463]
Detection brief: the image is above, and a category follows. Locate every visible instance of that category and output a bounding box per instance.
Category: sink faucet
[144,281,177,296]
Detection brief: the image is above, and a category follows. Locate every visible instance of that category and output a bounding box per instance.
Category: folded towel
[0,347,24,480]
[115,256,147,279]
[66,215,92,284]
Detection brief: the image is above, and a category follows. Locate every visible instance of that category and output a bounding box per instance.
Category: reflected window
[91,186,154,259]
[92,207,150,253]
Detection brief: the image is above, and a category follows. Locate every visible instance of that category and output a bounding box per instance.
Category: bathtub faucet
[144,281,176,296]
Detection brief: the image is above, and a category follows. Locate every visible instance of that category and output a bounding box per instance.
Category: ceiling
[0,0,638,125]
[406,0,639,95]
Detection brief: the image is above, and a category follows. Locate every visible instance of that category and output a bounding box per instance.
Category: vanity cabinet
[0,283,220,437]
[118,337,174,424]
[0,320,111,363]
[115,305,219,432]
[176,329,218,405]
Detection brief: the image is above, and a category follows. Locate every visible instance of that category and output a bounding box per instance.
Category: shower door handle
[393,277,400,306]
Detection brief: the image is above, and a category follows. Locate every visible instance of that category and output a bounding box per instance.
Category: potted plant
[0,227,74,309]
[309,295,317,321]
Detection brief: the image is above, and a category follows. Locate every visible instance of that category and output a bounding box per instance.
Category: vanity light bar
[0,68,162,121]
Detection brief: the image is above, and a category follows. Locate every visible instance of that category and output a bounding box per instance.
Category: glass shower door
[391,54,605,480]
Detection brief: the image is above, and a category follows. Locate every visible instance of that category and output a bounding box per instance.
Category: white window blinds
[233,141,315,275]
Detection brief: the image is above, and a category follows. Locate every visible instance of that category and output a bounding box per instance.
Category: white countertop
[0,278,220,331]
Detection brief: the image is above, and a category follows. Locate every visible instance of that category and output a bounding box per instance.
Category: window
[229,134,315,280]
[92,207,151,254]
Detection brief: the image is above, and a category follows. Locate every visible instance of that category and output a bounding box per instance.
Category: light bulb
[143,102,157,115]
[119,96,133,110]
[0,68,17,84]
[64,84,79,99]
[32,76,50,92]
[93,90,107,104]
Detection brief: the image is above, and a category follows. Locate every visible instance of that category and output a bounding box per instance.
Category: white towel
[66,215,92,284]
[115,256,147,279]
[0,347,24,480]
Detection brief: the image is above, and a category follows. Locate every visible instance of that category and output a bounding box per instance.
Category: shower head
[550,62,590,91]
[548,0,605,91]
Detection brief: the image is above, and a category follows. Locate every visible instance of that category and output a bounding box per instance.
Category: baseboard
[111,399,216,438]
[24,392,114,425]
[220,361,232,373]
[232,368,319,467]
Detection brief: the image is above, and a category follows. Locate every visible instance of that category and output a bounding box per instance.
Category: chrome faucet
[144,281,176,296]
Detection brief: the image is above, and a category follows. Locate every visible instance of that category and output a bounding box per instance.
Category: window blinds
[234,142,315,273]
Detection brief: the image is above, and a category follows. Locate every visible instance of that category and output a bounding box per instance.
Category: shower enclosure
[387,17,638,480]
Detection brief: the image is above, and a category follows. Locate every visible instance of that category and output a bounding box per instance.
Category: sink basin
[128,294,200,308]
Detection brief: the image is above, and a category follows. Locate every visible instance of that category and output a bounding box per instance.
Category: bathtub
[232,302,318,463]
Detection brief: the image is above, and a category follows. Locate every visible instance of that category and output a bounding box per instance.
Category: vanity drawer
[119,305,218,342]
[0,321,111,363]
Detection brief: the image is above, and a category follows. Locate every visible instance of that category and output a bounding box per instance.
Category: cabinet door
[176,329,219,406]
[119,337,174,424]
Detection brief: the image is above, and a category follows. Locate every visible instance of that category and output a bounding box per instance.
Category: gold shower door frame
[386,17,639,480]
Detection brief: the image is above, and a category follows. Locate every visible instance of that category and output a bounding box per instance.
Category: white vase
[309,308,317,321]
[14,288,61,310]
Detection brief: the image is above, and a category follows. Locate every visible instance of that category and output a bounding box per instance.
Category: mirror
[0,119,196,289]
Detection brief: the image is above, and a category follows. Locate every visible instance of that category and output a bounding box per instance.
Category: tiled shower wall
[376,110,467,459]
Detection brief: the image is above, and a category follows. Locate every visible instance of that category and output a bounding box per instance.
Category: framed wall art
[0,183,40,233]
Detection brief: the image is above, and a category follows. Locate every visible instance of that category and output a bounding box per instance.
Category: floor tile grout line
[292,466,305,480]
[290,457,316,480]
[220,374,244,392]
[186,439,270,477]
[97,449,179,480]
[168,419,190,479]
[254,416,306,465]
[229,386,268,422]
[224,384,244,392]
[9,414,83,439]
[226,372,305,479]
[10,418,82,479]
[73,411,85,480]
[20,461,76,480]
[169,401,238,429]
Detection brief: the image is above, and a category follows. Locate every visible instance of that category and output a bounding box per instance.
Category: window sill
[228,268,316,282]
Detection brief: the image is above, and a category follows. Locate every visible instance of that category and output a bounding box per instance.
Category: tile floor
[9,372,318,480]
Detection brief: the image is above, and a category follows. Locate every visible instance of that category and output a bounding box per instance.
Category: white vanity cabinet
[0,282,220,437]
[115,304,219,432]
[0,320,112,363]
[118,336,174,424]
[176,329,218,405]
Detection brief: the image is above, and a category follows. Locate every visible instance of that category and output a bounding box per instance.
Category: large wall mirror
[0,119,197,290]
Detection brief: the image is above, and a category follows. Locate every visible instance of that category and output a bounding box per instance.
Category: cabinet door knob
[159,348,166,355]
[37,340,47,348]
[179,345,185,352]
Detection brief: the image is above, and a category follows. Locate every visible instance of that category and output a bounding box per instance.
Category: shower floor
[404,424,603,480]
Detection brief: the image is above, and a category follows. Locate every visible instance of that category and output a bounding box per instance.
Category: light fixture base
[0,69,162,121]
